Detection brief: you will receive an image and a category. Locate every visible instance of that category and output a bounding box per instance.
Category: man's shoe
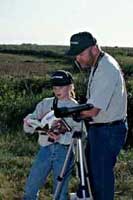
[70,193,92,200]
[77,198,92,200]
[69,193,77,200]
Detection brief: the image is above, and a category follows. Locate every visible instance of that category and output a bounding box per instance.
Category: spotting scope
[53,97,93,118]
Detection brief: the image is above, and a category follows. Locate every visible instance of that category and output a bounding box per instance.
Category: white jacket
[24,97,85,146]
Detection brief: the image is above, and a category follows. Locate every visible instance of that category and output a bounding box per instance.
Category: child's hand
[51,119,69,134]
[47,130,61,141]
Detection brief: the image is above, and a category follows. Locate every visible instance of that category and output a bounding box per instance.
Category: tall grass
[0,131,132,200]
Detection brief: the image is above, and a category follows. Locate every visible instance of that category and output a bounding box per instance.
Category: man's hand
[80,107,100,118]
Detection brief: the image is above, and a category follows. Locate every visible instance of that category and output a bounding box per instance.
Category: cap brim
[65,46,89,56]
[51,79,73,86]
[65,48,80,56]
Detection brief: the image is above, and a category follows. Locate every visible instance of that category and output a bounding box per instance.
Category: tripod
[53,120,93,200]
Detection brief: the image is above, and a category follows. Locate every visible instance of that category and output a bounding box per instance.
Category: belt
[88,119,126,127]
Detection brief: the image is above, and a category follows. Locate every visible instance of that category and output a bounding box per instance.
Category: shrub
[0,77,52,131]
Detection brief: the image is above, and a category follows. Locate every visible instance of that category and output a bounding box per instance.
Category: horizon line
[0,43,133,49]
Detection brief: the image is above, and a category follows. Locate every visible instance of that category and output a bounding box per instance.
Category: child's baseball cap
[51,70,73,86]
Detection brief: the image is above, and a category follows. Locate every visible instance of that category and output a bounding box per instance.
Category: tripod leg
[53,139,74,200]
[83,151,93,200]
[77,138,87,199]
[76,138,93,200]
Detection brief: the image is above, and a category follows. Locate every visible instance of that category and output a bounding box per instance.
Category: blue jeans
[23,143,73,200]
[85,121,127,200]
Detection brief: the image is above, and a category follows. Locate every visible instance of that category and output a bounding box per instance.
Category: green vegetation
[0,44,133,199]
[0,132,132,200]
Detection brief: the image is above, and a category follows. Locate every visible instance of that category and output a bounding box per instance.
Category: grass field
[0,132,133,200]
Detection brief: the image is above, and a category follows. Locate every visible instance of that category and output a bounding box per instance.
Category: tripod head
[53,97,93,118]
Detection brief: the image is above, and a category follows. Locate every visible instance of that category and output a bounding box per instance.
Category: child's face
[53,85,71,100]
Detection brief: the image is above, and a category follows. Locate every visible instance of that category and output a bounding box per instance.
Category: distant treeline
[0,44,133,57]
[0,45,64,59]
[103,46,133,56]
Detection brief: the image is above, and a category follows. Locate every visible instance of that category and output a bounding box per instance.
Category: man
[67,32,128,200]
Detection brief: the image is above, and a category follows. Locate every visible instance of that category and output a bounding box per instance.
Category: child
[23,70,82,200]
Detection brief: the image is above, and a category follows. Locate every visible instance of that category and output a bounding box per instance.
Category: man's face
[75,47,94,69]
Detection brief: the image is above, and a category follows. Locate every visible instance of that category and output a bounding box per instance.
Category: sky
[0,0,133,47]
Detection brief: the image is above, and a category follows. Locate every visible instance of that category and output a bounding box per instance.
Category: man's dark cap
[66,32,97,56]
[51,70,73,86]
